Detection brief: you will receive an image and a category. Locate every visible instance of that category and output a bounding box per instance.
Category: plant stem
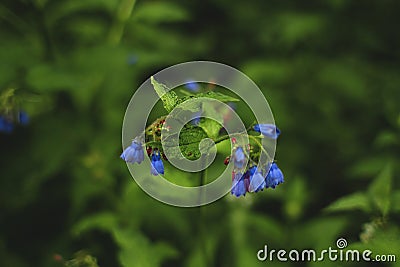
[197,166,210,265]
[248,135,273,160]
[108,0,136,45]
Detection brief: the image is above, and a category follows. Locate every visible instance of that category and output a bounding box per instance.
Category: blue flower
[127,54,138,65]
[0,116,14,133]
[253,124,281,139]
[185,80,200,92]
[231,171,247,197]
[18,111,29,125]
[265,162,284,189]
[232,147,246,169]
[120,139,145,164]
[248,166,266,193]
[151,150,164,175]
[191,111,201,125]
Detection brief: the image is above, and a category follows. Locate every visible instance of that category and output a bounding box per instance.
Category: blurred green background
[1,0,399,266]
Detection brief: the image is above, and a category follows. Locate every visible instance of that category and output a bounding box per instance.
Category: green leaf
[47,0,117,25]
[349,157,389,179]
[199,118,221,140]
[113,228,178,267]
[284,177,309,220]
[72,212,117,236]
[374,130,399,148]
[132,2,189,23]
[245,214,285,243]
[368,163,393,216]
[324,192,372,213]
[151,76,179,112]
[391,190,400,213]
[180,91,239,103]
[26,64,79,91]
[162,125,208,160]
[179,127,208,159]
[299,217,348,250]
[66,251,99,267]
[198,101,224,139]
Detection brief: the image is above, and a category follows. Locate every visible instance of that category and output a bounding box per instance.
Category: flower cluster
[120,138,166,176]
[120,77,284,200]
[0,111,29,133]
[230,123,284,197]
[231,162,284,197]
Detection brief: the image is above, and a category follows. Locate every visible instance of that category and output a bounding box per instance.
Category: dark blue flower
[18,111,29,125]
[151,150,164,175]
[232,147,246,170]
[120,139,145,164]
[248,166,266,193]
[0,116,14,133]
[265,162,284,189]
[185,80,200,92]
[231,171,247,197]
[254,124,281,139]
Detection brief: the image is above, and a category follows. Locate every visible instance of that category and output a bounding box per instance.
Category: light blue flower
[231,171,246,197]
[254,124,281,139]
[120,139,145,164]
[248,166,266,193]
[232,147,246,169]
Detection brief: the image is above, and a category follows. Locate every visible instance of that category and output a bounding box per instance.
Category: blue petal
[249,172,265,193]
[248,166,257,176]
[0,116,14,133]
[231,172,246,197]
[120,140,144,164]
[185,81,200,92]
[254,124,280,139]
[265,163,284,188]
[0,117,6,132]
[233,147,246,169]
[191,111,201,125]
[18,111,29,125]
[151,164,159,175]
[151,157,164,175]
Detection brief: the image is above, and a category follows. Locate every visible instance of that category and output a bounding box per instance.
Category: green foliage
[65,251,99,267]
[180,91,239,104]
[325,163,395,216]
[198,102,224,139]
[151,76,179,113]
[162,125,208,160]
[150,78,238,156]
[324,192,371,213]
[368,164,393,216]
